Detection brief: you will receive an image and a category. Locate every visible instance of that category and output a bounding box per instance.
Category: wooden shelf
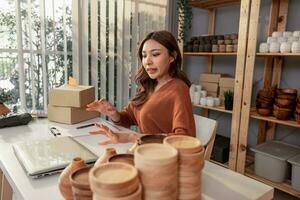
[194,104,233,114]
[184,52,237,56]
[250,110,300,128]
[190,0,240,9]
[245,155,300,198]
[256,52,300,57]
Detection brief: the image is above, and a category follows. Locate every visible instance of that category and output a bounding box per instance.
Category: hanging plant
[177,0,193,43]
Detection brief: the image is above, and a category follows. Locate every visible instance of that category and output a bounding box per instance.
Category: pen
[76,123,95,129]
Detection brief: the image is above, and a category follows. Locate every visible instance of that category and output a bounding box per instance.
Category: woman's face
[142,39,174,82]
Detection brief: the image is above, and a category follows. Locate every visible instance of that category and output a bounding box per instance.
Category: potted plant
[177,0,193,43]
[224,90,234,110]
[0,88,12,116]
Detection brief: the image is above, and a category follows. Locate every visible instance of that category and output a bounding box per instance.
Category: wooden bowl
[138,134,166,145]
[109,154,134,166]
[277,88,298,95]
[163,135,203,154]
[134,143,178,166]
[277,94,297,100]
[257,108,272,116]
[70,166,92,190]
[275,98,296,107]
[257,96,274,104]
[273,104,293,120]
[256,101,273,109]
[89,163,138,197]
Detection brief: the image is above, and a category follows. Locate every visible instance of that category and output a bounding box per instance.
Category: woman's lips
[147,68,157,74]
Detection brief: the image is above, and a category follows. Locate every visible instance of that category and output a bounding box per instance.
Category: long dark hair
[132,30,191,106]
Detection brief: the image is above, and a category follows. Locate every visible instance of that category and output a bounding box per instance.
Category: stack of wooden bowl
[70,166,92,200]
[89,162,141,200]
[256,87,275,116]
[295,97,300,123]
[134,143,178,200]
[273,88,297,120]
[164,135,204,200]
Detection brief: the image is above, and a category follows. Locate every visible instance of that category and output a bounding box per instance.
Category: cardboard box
[200,82,219,92]
[48,105,99,124]
[49,85,95,107]
[199,73,222,83]
[219,77,235,88]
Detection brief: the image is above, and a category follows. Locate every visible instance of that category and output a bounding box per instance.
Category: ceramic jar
[269,42,280,53]
[291,42,300,53]
[267,37,277,44]
[280,42,291,53]
[193,91,201,105]
[58,157,87,200]
[293,31,300,37]
[94,148,117,167]
[259,43,269,53]
[272,31,283,38]
[283,31,293,37]
[200,97,207,106]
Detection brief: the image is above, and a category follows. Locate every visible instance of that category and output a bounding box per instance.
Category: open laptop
[13,136,97,178]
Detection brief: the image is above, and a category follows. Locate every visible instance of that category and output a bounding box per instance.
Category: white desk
[0,118,274,200]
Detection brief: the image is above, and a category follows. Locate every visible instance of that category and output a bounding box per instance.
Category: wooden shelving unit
[256,52,300,57]
[184,52,237,56]
[237,0,300,198]
[194,104,233,114]
[250,110,300,128]
[190,0,240,9]
[245,155,300,198]
[181,0,251,171]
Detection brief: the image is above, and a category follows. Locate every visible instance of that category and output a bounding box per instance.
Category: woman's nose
[145,56,152,65]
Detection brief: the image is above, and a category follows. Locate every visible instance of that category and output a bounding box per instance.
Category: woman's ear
[170,52,177,63]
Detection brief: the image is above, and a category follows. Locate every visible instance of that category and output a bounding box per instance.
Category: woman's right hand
[86,98,120,121]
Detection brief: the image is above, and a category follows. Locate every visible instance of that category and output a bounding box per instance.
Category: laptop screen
[13,136,97,178]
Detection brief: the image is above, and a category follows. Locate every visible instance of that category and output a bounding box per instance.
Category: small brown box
[199,73,222,83]
[49,85,95,107]
[48,105,99,124]
[219,77,235,88]
[200,82,219,92]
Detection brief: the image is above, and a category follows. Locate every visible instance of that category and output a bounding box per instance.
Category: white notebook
[13,136,97,178]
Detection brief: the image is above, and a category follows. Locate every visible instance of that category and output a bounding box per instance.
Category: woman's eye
[142,55,147,58]
[153,53,160,57]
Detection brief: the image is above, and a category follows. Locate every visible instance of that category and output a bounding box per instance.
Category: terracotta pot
[58,157,87,200]
[94,148,117,167]
[0,103,10,116]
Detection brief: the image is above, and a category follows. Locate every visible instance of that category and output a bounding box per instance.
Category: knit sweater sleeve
[170,84,195,137]
[113,102,138,128]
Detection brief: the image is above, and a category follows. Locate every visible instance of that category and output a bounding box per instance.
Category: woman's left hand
[90,123,138,145]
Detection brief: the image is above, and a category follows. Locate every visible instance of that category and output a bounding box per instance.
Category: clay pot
[58,157,87,200]
[94,148,117,167]
[70,166,92,199]
[0,103,10,116]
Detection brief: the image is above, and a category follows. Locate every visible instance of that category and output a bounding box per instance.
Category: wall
[185,0,300,147]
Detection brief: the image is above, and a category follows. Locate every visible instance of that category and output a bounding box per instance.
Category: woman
[86,30,195,145]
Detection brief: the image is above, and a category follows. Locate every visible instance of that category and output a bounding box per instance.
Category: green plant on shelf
[224,90,234,110]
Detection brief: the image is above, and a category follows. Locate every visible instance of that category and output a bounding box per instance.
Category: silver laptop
[13,136,97,178]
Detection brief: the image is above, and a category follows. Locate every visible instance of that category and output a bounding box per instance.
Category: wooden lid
[134,143,178,165]
[89,163,138,190]
[163,135,203,154]
[70,166,92,190]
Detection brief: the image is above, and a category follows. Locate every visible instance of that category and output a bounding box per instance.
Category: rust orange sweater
[115,79,195,136]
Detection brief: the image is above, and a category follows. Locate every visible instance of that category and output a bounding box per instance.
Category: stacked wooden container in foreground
[134,143,178,200]
[70,166,93,200]
[164,135,205,200]
[89,162,142,200]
